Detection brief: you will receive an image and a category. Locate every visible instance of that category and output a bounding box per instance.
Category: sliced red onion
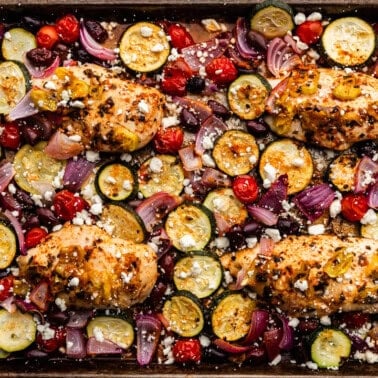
[213,338,251,354]
[8,90,39,121]
[213,212,233,236]
[136,192,182,233]
[248,30,268,50]
[266,37,293,77]
[354,156,378,194]
[148,227,172,259]
[258,174,288,213]
[178,145,203,171]
[265,77,289,114]
[0,296,17,313]
[66,327,87,359]
[228,268,247,290]
[367,182,378,209]
[263,328,282,361]
[235,18,259,59]
[29,281,51,311]
[44,130,84,160]
[80,22,117,61]
[24,54,60,79]
[136,314,162,366]
[63,157,95,192]
[0,162,15,192]
[172,96,213,124]
[293,183,335,222]
[15,298,41,314]
[86,337,123,355]
[201,167,232,188]
[247,205,278,226]
[195,115,227,156]
[67,310,94,328]
[277,314,294,351]
[279,53,302,74]
[283,34,306,55]
[259,236,274,256]
[243,310,269,345]
[4,209,26,255]
[0,191,22,212]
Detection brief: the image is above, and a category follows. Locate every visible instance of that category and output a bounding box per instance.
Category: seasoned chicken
[30,63,165,154]
[221,235,378,316]
[265,67,378,150]
[17,224,158,309]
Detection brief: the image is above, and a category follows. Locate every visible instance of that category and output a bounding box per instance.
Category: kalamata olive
[246,119,269,136]
[276,215,300,236]
[159,252,175,282]
[186,75,205,94]
[147,280,167,309]
[23,215,41,231]
[0,191,22,212]
[52,43,70,62]
[21,124,41,146]
[14,189,35,211]
[352,140,378,159]
[226,225,246,249]
[21,16,44,32]
[36,207,60,228]
[243,221,263,236]
[84,20,108,43]
[71,48,94,63]
[26,48,55,67]
[180,107,200,132]
[207,99,230,119]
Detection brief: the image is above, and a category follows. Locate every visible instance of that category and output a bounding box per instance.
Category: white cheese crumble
[149,156,163,173]
[360,209,377,225]
[294,279,308,292]
[179,235,196,249]
[138,99,149,114]
[329,199,342,218]
[307,223,325,235]
[140,25,153,37]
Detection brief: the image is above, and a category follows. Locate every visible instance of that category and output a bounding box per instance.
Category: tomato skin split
[56,14,80,44]
[167,24,195,50]
[172,338,202,363]
[25,227,48,249]
[205,57,238,86]
[232,175,259,203]
[295,20,323,45]
[36,25,59,49]
[0,122,21,150]
[340,193,369,222]
[53,190,89,221]
[154,126,184,154]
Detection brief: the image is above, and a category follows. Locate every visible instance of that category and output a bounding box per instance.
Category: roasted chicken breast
[221,235,378,316]
[30,63,165,154]
[265,67,378,150]
[17,224,158,309]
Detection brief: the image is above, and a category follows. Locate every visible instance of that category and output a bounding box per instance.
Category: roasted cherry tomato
[205,56,238,86]
[56,14,80,44]
[161,57,193,96]
[295,20,323,45]
[341,193,369,222]
[154,126,184,154]
[0,121,21,150]
[232,175,259,203]
[36,25,60,49]
[53,190,89,221]
[172,338,201,363]
[0,275,14,302]
[167,23,195,50]
[36,326,67,353]
[25,227,48,249]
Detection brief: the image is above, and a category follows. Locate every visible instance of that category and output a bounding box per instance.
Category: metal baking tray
[0,1,377,376]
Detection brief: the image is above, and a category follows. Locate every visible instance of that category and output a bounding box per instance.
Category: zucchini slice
[0,221,17,270]
[310,328,351,368]
[328,153,360,192]
[165,203,214,253]
[321,17,376,67]
[173,252,223,298]
[0,309,36,353]
[95,161,137,202]
[0,61,30,115]
[13,142,66,195]
[86,316,134,350]
[138,154,184,198]
[162,291,204,337]
[259,138,313,195]
[361,212,378,240]
[1,28,37,62]
[212,130,259,177]
[203,188,248,230]
[250,0,294,39]
[100,203,146,243]
[228,74,271,120]
[211,292,256,342]
[119,22,170,73]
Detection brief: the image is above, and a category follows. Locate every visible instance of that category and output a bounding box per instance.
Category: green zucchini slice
[321,17,376,67]
[211,292,256,342]
[95,161,137,202]
[162,291,204,337]
[0,309,36,352]
[1,28,37,62]
[0,221,17,270]
[165,203,214,253]
[119,22,170,73]
[173,252,223,298]
[228,74,271,120]
[212,130,259,177]
[310,328,351,368]
[327,153,360,192]
[361,213,378,240]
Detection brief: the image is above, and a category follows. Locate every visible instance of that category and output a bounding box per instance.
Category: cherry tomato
[36,25,60,49]
[56,14,80,44]
[53,190,89,221]
[232,175,259,203]
[205,56,238,86]
[0,275,14,302]
[0,121,21,150]
[161,57,193,96]
[36,326,66,353]
[295,20,323,45]
[341,193,369,222]
[167,23,195,50]
[172,338,201,363]
[154,126,184,154]
[25,227,48,249]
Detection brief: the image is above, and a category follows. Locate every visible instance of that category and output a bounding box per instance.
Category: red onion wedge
[247,205,278,226]
[66,327,87,359]
[136,314,162,366]
[0,162,15,192]
[277,314,294,351]
[354,156,378,194]
[228,268,247,291]
[80,22,117,61]
[178,145,203,171]
[173,96,213,124]
[243,310,269,345]
[293,183,335,222]
[265,77,289,114]
[258,174,288,214]
[266,37,297,78]
[4,209,26,255]
[8,90,39,121]
[235,18,259,59]
[367,182,378,209]
[86,337,123,355]
[24,54,60,79]
[29,281,51,311]
[0,296,17,313]
[248,30,268,51]
[63,157,96,192]
[195,115,227,156]
[213,339,251,354]
[263,328,282,361]
[201,167,232,188]
[259,236,274,256]
[44,130,84,160]
[67,310,94,328]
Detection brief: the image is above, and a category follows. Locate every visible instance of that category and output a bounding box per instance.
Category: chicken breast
[221,235,378,316]
[17,224,158,309]
[31,63,165,153]
[265,67,378,150]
